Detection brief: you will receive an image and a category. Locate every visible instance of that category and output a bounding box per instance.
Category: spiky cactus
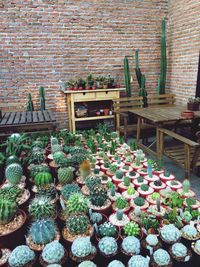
[0,198,17,224]
[157,18,167,95]
[66,213,89,235]
[29,196,55,220]
[99,222,117,237]
[30,164,50,178]
[29,219,57,245]
[52,145,63,154]
[58,167,74,185]
[51,137,59,147]
[183,179,190,193]
[41,241,65,264]
[85,176,101,191]
[27,93,34,111]
[139,75,148,107]
[90,186,108,207]
[124,56,131,97]
[6,155,20,166]
[79,160,91,180]
[39,86,45,110]
[8,245,35,267]
[135,49,142,88]
[30,150,44,164]
[67,193,89,214]
[34,172,53,187]
[5,163,23,185]
[61,184,81,201]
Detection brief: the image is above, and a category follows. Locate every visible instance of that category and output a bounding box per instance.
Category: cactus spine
[124,56,131,97]
[39,86,46,110]
[27,93,34,111]
[158,18,167,95]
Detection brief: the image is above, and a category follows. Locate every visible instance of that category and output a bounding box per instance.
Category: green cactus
[37,185,57,200]
[30,150,44,164]
[57,167,74,185]
[34,172,53,187]
[0,185,22,203]
[99,222,117,237]
[115,197,128,209]
[135,49,142,88]
[27,93,34,111]
[29,219,57,245]
[53,151,66,166]
[115,170,124,180]
[124,222,140,236]
[71,153,87,165]
[90,186,108,207]
[52,144,63,154]
[67,193,89,214]
[0,198,18,224]
[124,56,131,97]
[29,196,55,220]
[6,155,20,166]
[8,245,35,267]
[123,176,130,187]
[182,179,190,193]
[66,213,89,235]
[134,196,145,207]
[90,212,103,224]
[140,184,149,192]
[85,176,101,191]
[139,75,148,107]
[61,184,81,201]
[39,86,46,110]
[30,164,50,178]
[5,163,23,185]
[51,137,59,147]
[157,18,167,95]
[116,210,123,221]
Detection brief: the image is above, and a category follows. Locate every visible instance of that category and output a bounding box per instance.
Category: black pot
[187,102,199,111]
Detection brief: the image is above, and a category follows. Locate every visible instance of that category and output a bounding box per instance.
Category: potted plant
[95,222,119,242]
[121,236,141,258]
[98,237,118,261]
[89,186,111,214]
[112,197,130,213]
[150,248,172,267]
[149,179,166,192]
[107,186,121,202]
[127,170,139,180]
[122,186,139,201]
[166,180,183,190]
[8,245,36,267]
[121,221,142,240]
[139,214,159,235]
[133,176,148,188]
[118,176,133,192]
[187,97,200,111]
[106,164,118,177]
[130,196,149,211]
[159,169,175,182]
[109,210,130,227]
[177,179,195,198]
[141,234,161,256]
[112,170,124,185]
[138,184,154,197]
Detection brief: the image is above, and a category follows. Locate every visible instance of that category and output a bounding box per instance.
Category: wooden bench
[0,110,57,137]
[147,94,176,107]
[157,127,200,180]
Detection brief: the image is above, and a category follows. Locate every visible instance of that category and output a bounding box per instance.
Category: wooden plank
[37,111,45,122]
[0,112,10,125]
[6,112,16,125]
[26,111,32,123]
[19,112,27,124]
[32,111,39,123]
[13,112,21,124]
[42,110,51,122]
[47,110,56,122]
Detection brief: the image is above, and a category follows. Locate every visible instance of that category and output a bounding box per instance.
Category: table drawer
[96,90,119,100]
[73,92,95,101]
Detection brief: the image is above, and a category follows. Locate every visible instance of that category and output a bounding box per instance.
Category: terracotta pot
[103,108,110,116]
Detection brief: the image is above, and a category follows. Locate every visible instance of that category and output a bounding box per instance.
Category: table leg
[184,144,191,180]
[136,117,141,143]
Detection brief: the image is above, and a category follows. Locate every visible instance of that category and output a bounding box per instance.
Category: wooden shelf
[75,115,114,121]
[63,88,125,94]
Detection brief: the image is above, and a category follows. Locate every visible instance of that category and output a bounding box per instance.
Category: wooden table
[130,105,200,156]
[0,110,56,136]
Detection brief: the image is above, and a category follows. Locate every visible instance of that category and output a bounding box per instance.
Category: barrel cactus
[128,255,149,267]
[52,144,63,154]
[160,224,181,243]
[115,170,124,179]
[99,222,117,237]
[124,222,140,236]
[0,198,17,224]
[6,155,20,166]
[41,241,65,264]
[85,176,101,191]
[78,261,97,267]
[67,193,89,214]
[90,186,108,207]
[122,236,140,255]
[98,237,118,256]
[34,172,53,187]
[29,219,57,245]
[108,260,125,267]
[5,163,23,185]
[30,164,50,178]
[37,185,57,200]
[58,167,74,185]
[171,243,187,258]
[53,151,66,165]
[30,150,44,164]
[8,245,35,267]
[153,249,171,266]
[29,196,55,220]
[51,137,59,146]
[61,184,81,201]
[66,213,89,235]
[71,237,96,258]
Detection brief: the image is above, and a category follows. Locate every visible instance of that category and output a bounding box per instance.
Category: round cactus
[115,197,128,209]
[122,236,140,255]
[124,222,140,237]
[5,163,23,185]
[66,213,89,235]
[128,255,149,267]
[108,260,125,267]
[67,193,89,214]
[90,186,108,207]
[6,155,20,166]
[133,197,145,207]
[42,241,65,264]
[153,249,171,266]
[78,261,97,267]
[90,212,103,224]
[8,245,35,267]
[61,184,81,201]
[160,224,181,243]
[115,170,124,179]
[181,224,197,238]
[98,237,118,256]
[99,222,117,237]
[53,151,66,165]
[29,219,57,245]
[85,176,101,191]
[52,144,63,154]
[146,234,159,246]
[58,167,74,185]
[51,137,59,146]
[30,164,50,178]
[171,243,187,258]
[71,237,96,258]
[29,196,55,220]
[30,150,45,164]
[0,198,17,224]
[34,172,53,187]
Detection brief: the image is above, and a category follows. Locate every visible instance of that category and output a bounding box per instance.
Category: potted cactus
[141,234,161,256]
[146,192,162,205]
[118,176,133,192]
[166,180,183,190]
[138,184,154,197]
[177,179,195,198]
[83,176,101,196]
[112,170,124,185]
[122,186,139,201]
[98,237,118,260]
[181,224,200,244]
[137,168,148,177]
[112,197,130,213]
[121,221,142,240]
[127,170,139,180]
[109,210,130,227]
[150,248,172,267]
[133,176,148,188]
[8,245,36,267]
[121,236,141,257]
[160,224,181,245]
[149,179,166,192]
[89,211,108,225]
[130,196,149,211]
[95,222,119,242]
[107,260,125,267]
[106,164,118,178]
[191,240,200,262]
[169,242,192,265]
[107,185,121,202]
[100,174,112,185]
[128,255,150,267]
[89,185,111,214]
[56,166,74,191]
[159,169,175,182]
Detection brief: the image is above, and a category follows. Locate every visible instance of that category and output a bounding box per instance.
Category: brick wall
[167,0,200,104]
[0,0,168,128]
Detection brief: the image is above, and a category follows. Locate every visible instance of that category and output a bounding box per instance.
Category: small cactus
[67,193,89,214]
[115,197,128,210]
[128,255,149,267]
[182,179,190,193]
[61,184,81,201]
[78,261,97,267]
[80,160,91,180]
[122,236,140,255]
[0,198,17,224]
[90,186,108,207]
[90,212,103,224]
[41,241,65,264]
[66,213,89,235]
[115,170,124,180]
[99,222,117,237]
[124,222,140,237]
[116,210,123,221]
[85,176,101,191]
[71,237,96,258]
[8,245,35,267]
[124,176,130,187]
[58,167,74,185]
[34,172,53,187]
[108,260,125,267]
[28,196,55,220]
[5,163,23,185]
[98,237,118,256]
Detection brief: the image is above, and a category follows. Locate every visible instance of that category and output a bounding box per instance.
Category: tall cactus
[139,75,148,107]
[124,56,131,97]
[39,86,46,110]
[158,19,167,95]
[135,49,142,88]
[27,93,34,111]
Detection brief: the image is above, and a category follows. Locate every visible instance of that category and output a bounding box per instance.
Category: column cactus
[39,86,46,110]
[139,75,148,107]
[135,49,142,88]
[158,18,167,95]
[124,56,131,97]
[27,93,34,111]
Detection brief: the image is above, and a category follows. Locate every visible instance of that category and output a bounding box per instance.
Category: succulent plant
[124,176,130,186]
[128,255,149,267]
[154,180,162,187]
[34,172,53,187]
[160,224,181,243]
[115,197,128,209]
[78,261,97,267]
[116,210,123,220]
[90,186,108,207]
[30,164,50,178]
[29,196,55,220]
[181,224,197,237]
[85,176,101,191]
[71,237,96,258]
[115,170,124,179]
[98,237,118,256]
[153,249,170,266]
[51,137,59,146]
[67,193,89,214]
[182,179,190,193]
[108,260,125,267]
[52,144,63,154]
[37,185,57,200]
[71,153,87,165]
[6,155,20,166]
[30,150,44,164]
[137,176,144,183]
[0,185,22,202]
[183,210,192,222]
[134,197,145,207]
[122,236,140,255]
[0,198,17,224]
[171,243,187,258]
[127,186,135,195]
[53,151,66,165]
[29,219,57,245]
[124,222,140,237]
[5,163,23,185]
[99,222,117,237]
[140,184,149,191]
[66,213,89,235]
[151,192,160,200]
[129,171,136,177]
[146,234,158,246]
[109,164,118,173]
[61,184,81,201]
[58,167,74,185]
[90,212,103,224]
[8,245,35,267]
[41,241,65,264]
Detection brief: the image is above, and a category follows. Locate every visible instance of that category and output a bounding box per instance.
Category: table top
[129,105,200,124]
